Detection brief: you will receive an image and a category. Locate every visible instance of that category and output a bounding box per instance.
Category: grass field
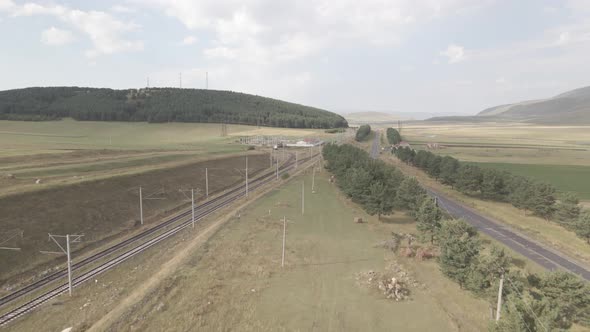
[96,171,492,331]
[473,162,590,199]
[0,118,325,155]
[383,153,590,267]
[0,119,331,197]
[397,122,590,167]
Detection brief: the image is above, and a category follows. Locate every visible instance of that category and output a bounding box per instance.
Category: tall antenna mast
[146,76,150,89]
[206,71,208,89]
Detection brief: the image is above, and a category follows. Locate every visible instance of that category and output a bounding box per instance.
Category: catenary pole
[205,168,209,199]
[66,234,72,296]
[191,189,195,228]
[139,186,143,225]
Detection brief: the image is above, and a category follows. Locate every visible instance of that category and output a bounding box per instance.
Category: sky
[1,0,590,116]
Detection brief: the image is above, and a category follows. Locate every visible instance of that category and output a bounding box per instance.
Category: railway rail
[0,152,317,326]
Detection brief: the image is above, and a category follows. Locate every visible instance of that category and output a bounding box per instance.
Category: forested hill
[0,87,348,129]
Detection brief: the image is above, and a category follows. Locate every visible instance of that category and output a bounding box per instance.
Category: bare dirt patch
[0,153,268,285]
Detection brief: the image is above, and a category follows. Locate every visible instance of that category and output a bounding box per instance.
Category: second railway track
[0,152,317,326]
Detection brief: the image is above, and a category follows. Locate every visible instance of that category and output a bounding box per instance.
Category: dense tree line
[355,124,372,141]
[394,147,590,243]
[386,127,402,145]
[323,143,425,219]
[324,143,589,330]
[0,87,348,129]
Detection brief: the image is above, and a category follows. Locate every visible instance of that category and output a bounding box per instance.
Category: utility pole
[270,150,273,168]
[312,167,316,193]
[139,186,143,225]
[282,144,285,162]
[301,181,305,215]
[205,168,209,199]
[66,235,72,295]
[191,188,195,228]
[276,160,279,180]
[496,273,504,322]
[245,156,249,198]
[49,234,83,296]
[282,216,286,267]
[295,151,298,168]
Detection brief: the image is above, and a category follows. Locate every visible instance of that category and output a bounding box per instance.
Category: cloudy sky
[1,0,590,115]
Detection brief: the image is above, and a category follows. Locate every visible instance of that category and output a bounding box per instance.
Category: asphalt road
[432,190,590,280]
[369,130,590,281]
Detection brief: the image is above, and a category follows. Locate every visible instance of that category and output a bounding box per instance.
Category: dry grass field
[0,119,326,196]
[94,171,492,332]
[0,119,329,292]
[400,122,590,166]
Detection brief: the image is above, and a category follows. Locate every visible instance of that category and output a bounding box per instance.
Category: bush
[355,124,371,141]
[281,172,290,180]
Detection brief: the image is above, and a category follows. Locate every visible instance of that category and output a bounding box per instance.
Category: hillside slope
[0,87,348,129]
[429,85,590,124]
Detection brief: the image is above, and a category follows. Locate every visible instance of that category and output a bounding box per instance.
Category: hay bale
[354,217,363,224]
[35,178,42,184]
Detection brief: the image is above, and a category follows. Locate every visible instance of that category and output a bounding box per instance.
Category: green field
[474,162,590,199]
[0,119,328,197]
[0,118,326,155]
[108,171,490,331]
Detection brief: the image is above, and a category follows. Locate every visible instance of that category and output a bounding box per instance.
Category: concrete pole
[302,181,305,215]
[191,188,195,228]
[66,234,72,296]
[246,156,249,198]
[205,168,209,199]
[276,160,279,180]
[139,186,143,225]
[496,273,504,322]
[295,151,298,168]
[281,216,286,267]
[282,145,285,162]
[312,167,316,192]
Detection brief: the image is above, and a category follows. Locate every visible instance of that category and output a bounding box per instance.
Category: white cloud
[111,5,136,14]
[136,0,488,65]
[440,44,467,63]
[0,0,15,11]
[181,35,197,45]
[6,2,143,57]
[557,31,570,45]
[41,26,75,45]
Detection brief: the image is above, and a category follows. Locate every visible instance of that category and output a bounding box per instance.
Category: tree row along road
[369,131,590,281]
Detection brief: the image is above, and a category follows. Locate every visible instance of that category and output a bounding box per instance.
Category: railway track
[0,153,316,326]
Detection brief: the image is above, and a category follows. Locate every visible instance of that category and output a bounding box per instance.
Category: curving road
[369,129,590,281]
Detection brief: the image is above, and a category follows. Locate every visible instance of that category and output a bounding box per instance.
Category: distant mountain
[428,86,590,125]
[0,87,348,129]
[342,111,435,124]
